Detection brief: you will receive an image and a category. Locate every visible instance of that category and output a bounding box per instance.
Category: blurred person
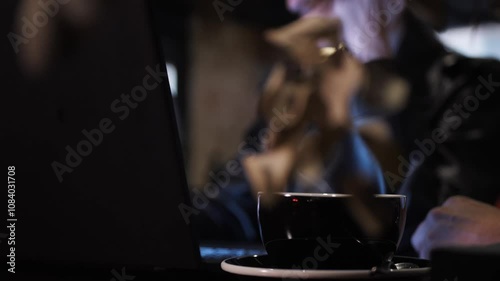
[195,0,500,259]
[247,0,500,257]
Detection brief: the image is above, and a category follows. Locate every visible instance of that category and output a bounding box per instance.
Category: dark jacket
[393,12,500,256]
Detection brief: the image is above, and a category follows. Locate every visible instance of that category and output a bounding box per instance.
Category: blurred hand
[265,17,341,68]
[265,16,365,130]
[412,196,500,259]
[243,17,364,197]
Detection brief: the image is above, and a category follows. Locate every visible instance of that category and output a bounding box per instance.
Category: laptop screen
[4,0,200,271]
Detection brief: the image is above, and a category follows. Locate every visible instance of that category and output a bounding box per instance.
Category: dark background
[1,0,500,279]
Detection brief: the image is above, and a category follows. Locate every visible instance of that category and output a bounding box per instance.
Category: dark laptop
[2,0,263,280]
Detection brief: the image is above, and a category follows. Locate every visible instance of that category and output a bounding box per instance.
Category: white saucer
[221,255,431,279]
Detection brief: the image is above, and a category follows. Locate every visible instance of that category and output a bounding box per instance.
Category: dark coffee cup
[257,192,407,269]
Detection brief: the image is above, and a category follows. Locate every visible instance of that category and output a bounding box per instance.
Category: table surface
[8,261,435,281]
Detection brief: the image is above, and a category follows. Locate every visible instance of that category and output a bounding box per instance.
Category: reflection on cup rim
[257,192,406,199]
